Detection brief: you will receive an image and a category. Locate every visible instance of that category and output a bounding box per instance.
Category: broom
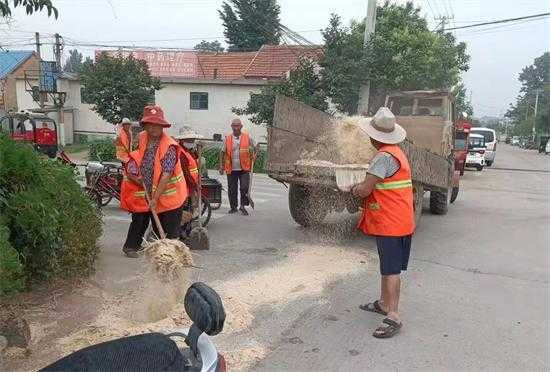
[141,181,196,280]
[188,143,210,250]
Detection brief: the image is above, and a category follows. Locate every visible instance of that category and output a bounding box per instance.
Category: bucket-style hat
[140,105,171,128]
[121,117,131,125]
[359,107,406,144]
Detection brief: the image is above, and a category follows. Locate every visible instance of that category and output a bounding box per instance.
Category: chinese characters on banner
[95,50,199,78]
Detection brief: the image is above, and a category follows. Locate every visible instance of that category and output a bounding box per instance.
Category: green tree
[454,82,474,118]
[80,53,162,124]
[194,40,225,53]
[319,15,369,115]
[321,1,470,114]
[233,57,327,125]
[0,0,57,17]
[506,52,549,136]
[63,49,92,73]
[219,0,281,52]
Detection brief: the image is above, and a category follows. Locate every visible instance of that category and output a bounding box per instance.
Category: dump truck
[266,91,460,227]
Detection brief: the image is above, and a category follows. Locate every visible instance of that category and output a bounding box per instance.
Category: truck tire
[288,184,328,227]
[429,189,450,215]
[413,182,424,225]
[450,185,459,204]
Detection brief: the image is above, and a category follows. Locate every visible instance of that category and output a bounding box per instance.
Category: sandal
[373,318,402,339]
[359,300,388,316]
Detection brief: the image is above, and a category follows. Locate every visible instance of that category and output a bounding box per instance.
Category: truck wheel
[486,161,493,167]
[476,165,483,171]
[450,186,459,204]
[413,182,424,225]
[429,189,449,215]
[288,184,328,227]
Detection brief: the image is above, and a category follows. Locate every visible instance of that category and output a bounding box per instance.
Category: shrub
[0,134,102,290]
[0,222,24,295]
[89,139,116,162]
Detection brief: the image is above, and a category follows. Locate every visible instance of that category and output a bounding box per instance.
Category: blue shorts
[376,235,412,275]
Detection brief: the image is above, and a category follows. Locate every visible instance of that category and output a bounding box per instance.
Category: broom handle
[142,181,166,239]
[196,143,203,228]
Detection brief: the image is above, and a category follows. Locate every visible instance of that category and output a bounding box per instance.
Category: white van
[471,127,497,166]
[466,134,486,171]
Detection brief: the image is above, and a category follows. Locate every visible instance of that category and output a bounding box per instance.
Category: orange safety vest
[358,144,415,237]
[120,132,187,213]
[224,133,252,173]
[178,146,200,185]
[115,128,132,163]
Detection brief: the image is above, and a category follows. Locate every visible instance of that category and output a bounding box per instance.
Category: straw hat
[121,117,131,125]
[140,105,171,128]
[174,128,204,140]
[359,107,406,144]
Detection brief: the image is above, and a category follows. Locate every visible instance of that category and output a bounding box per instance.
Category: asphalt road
[87,144,550,371]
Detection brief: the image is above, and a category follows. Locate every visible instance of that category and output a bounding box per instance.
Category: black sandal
[373,318,402,339]
[359,300,388,315]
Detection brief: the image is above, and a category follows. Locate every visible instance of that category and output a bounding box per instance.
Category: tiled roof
[0,50,34,79]
[197,52,257,80]
[244,45,323,79]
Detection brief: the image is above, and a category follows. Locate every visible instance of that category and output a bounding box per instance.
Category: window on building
[190,92,208,110]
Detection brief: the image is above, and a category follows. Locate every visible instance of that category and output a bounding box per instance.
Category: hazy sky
[1,0,549,117]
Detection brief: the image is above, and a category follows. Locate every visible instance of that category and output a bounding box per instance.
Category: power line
[443,12,550,31]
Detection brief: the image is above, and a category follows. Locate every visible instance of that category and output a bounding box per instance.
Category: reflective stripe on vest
[375,179,412,190]
[224,133,252,173]
[357,145,415,237]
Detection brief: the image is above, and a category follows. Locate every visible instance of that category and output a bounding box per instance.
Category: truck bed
[267,96,452,192]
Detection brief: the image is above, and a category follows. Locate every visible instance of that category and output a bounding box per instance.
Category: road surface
[6,144,549,371]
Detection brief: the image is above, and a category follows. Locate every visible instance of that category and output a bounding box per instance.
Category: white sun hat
[174,128,204,140]
[359,107,407,145]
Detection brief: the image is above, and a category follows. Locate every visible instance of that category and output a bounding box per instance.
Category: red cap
[140,105,170,128]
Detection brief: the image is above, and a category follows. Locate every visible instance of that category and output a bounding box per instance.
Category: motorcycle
[41,282,227,372]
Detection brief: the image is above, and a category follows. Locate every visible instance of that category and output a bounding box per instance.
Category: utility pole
[357,0,377,115]
[35,32,41,58]
[54,33,62,70]
[53,33,65,146]
[532,89,541,139]
[35,32,46,108]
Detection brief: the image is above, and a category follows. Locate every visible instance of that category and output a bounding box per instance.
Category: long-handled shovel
[247,157,255,210]
[188,143,210,250]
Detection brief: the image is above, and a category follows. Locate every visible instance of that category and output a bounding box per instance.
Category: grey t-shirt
[222,134,255,171]
[367,152,400,179]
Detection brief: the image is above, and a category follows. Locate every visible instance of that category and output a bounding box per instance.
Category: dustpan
[334,166,368,192]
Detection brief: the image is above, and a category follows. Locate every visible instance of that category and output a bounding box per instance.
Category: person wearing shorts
[351,107,415,339]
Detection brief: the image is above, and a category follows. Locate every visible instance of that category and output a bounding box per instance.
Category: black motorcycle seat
[40,333,190,372]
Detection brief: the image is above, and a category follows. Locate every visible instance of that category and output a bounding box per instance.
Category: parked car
[538,136,549,153]
[465,134,486,171]
[471,127,496,166]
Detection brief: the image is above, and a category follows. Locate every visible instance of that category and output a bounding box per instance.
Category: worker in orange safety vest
[120,106,187,258]
[351,107,414,339]
[115,118,133,165]
[218,118,256,215]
